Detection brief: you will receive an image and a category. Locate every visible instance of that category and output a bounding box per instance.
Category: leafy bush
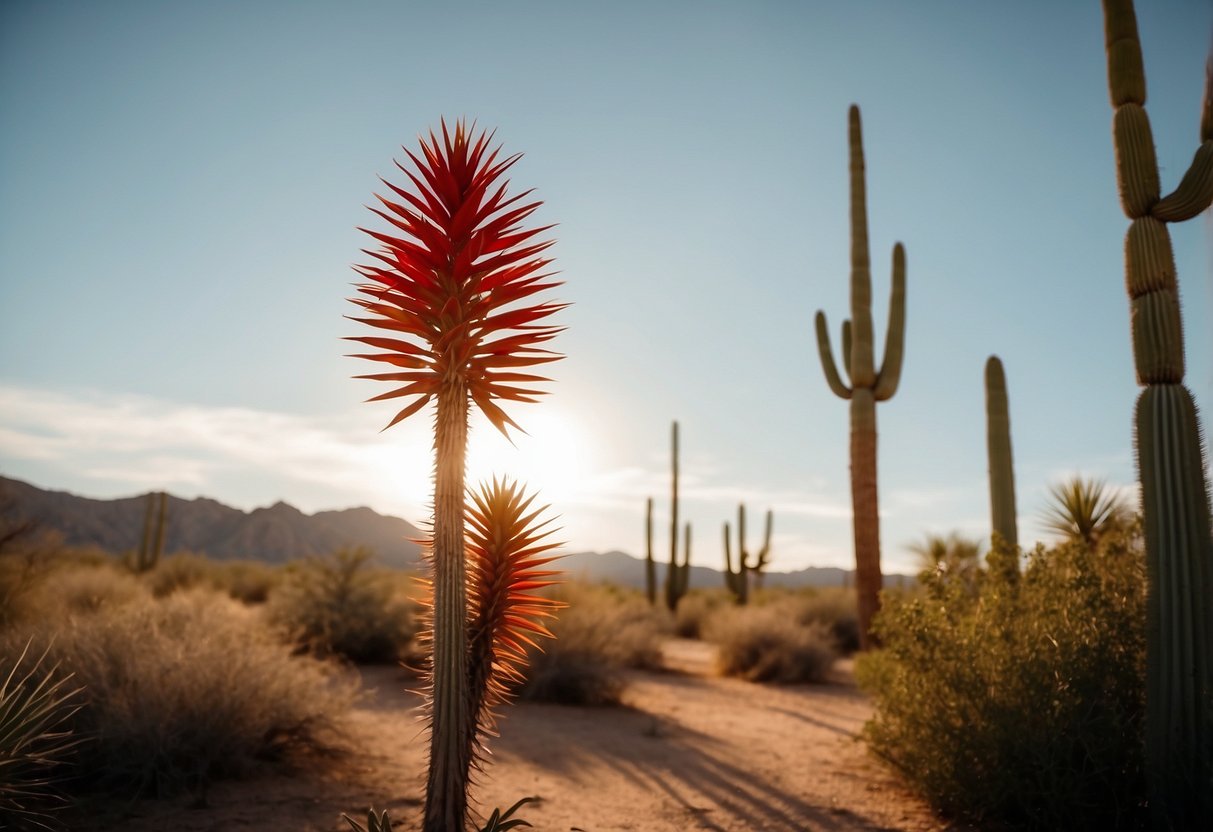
[267,548,419,664]
[1,589,357,798]
[707,603,837,683]
[0,641,82,831]
[856,529,1146,830]
[516,584,667,706]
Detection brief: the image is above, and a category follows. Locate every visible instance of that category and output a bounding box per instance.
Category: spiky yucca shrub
[0,642,82,832]
[1041,476,1131,551]
[349,119,563,831]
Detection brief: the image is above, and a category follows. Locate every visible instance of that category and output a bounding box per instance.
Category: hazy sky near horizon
[2,0,1211,574]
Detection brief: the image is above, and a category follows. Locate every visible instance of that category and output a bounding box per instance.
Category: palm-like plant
[1041,477,1130,550]
[908,532,982,589]
[349,120,563,831]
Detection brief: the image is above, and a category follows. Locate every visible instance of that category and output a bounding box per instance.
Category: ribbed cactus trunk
[849,389,881,647]
[813,105,907,651]
[664,421,686,612]
[424,381,471,832]
[1101,1,1213,825]
[984,356,1018,550]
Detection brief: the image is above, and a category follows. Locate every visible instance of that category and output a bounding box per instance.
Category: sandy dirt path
[76,640,963,831]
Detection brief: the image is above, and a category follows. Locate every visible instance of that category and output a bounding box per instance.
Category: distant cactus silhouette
[1100,1,1213,824]
[813,105,907,650]
[650,421,691,612]
[644,497,657,605]
[722,504,772,604]
[984,357,1018,551]
[134,491,167,573]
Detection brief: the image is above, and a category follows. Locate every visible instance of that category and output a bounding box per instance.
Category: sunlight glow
[465,405,596,512]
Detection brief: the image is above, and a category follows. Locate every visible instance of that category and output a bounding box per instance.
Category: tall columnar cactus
[658,421,691,612]
[644,497,657,605]
[1100,1,1213,824]
[984,356,1018,550]
[349,120,564,831]
[813,105,907,650]
[135,491,167,573]
[722,504,772,604]
[665,522,691,612]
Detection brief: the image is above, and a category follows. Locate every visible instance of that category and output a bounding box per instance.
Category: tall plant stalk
[349,120,564,831]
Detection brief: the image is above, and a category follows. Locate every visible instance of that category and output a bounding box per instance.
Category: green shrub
[267,548,418,664]
[707,603,837,683]
[516,583,667,706]
[0,641,83,831]
[856,529,1146,830]
[1,589,357,798]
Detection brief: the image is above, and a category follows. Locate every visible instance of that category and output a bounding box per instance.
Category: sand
[73,640,965,831]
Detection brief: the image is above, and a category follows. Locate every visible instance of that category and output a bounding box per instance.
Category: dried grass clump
[708,604,837,683]
[1,588,357,798]
[141,552,216,597]
[516,584,668,706]
[673,590,727,639]
[34,564,146,615]
[267,548,419,664]
[793,588,860,655]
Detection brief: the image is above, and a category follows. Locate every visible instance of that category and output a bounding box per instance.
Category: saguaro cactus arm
[873,245,907,402]
[815,312,853,400]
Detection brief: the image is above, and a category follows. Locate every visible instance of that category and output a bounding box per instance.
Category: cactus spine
[984,356,1018,550]
[722,504,772,604]
[135,491,167,573]
[1101,1,1213,824]
[813,105,907,650]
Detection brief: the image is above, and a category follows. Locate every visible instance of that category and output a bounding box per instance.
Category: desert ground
[69,640,963,832]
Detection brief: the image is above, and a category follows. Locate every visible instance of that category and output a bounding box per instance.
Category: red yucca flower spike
[465,478,563,752]
[347,118,565,435]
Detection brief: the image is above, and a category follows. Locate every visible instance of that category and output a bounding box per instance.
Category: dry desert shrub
[515,583,668,706]
[707,603,837,683]
[0,588,357,798]
[33,564,146,615]
[267,548,419,664]
[672,590,728,639]
[792,587,860,655]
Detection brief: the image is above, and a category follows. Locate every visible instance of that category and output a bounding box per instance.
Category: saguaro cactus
[1100,1,1213,824]
[722,504,772,604]
[644,497,657,605]
[135,491,167,573]
[814,105,907,650]
[657,421,691,612]
[984,356,1018,550]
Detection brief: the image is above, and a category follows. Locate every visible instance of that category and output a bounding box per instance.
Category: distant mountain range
[0,475,424,568]
[1,475,911,587]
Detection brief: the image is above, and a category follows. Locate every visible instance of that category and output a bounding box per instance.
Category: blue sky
[2,0,1210,574]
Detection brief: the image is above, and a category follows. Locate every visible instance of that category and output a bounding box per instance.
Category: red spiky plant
[347,119,564,832]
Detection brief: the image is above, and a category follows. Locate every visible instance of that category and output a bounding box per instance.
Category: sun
[464,405,594,511]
